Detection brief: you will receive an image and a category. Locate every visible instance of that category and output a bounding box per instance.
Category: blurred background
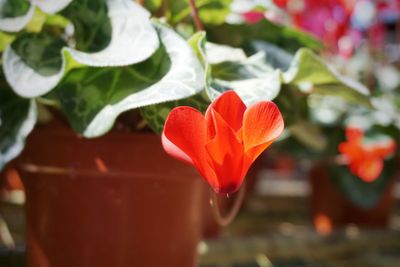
[1,0,400,266]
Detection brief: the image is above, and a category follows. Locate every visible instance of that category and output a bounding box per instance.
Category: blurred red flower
[338,127,396,182]
[162,91,284,194]
[273,0,359,56]
[242,11,265,24]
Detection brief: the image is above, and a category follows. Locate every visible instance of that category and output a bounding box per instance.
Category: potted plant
[0,0,375,265]
[310,124,399,234]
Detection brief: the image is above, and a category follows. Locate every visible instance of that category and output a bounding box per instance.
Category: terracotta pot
[310,164,396,233]
[18,124,207,267]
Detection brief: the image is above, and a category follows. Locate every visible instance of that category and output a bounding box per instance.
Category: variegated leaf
[51,22,204,138]
[2,0,159,98]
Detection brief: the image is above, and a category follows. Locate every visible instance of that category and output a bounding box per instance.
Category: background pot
[310,163,397,232]
[18,124,207,267]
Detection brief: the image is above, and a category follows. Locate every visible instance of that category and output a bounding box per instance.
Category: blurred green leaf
[143,0,162,13]
[0,0,34,32]
[206,19,322,53]
[283,48,372,108]
[44,13,70,28]
[25,7,47,32]
[167,0,232,25]
[330,158,397,209]
[0,31,14,52]
[0,0,30,18]
[247,41,293,71]
[288,121,327,151]
[197,0,232,25]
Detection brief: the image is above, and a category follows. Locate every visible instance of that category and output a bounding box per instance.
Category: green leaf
[0,80,37,170]
[205,19,323,53]
[11,32,67,76]
[190,33,281,106]
[283,48,372,108]
[3,32,72,97]
[0,0,34,32]
[31,0,72,14]
[330,158,397,209]
[51,22,204,138]
[0,0,30,18]
[197,0,233,25]
[143,0,162,13]
[25,7,47,32]
[0,30,14,52]
[247,41,293,71]
[0,0,71,32]
[167,0,233,25]
[3,0,159,98]
[141,91,211,134]
[60,0,111,53]
[210,63,281,106]
[288,121,327,151]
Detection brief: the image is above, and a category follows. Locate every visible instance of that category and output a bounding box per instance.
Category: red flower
[338,127,396,182]
[162,91,284,194]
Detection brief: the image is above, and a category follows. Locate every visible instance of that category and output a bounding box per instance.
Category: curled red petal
[205,90,246,140]
[242,101,284,157]
[162,106,217,184]
[205,110,246,194]
[161,132,193,165]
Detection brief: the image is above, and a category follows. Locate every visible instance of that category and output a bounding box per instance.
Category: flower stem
[210,183,246,227]
[188,0,204,31]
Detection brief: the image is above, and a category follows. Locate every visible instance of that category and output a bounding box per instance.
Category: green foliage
[283,49,372,108]
[51,42,171,135]
[0,0,30,18]
[141,92,210,134]
[206,19,323,53]
[0,30,14,52]
[143,0,162,13]
[47,23,204,138]
[60,0,111,52]
[166,0,233,25]
[0,77,36,169]
[11,32,66,76]
[329,158,397,209]
[0,0,381,173]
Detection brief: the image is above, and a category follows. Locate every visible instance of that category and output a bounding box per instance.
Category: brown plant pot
[310,164,396,232]
[18,124,207,267]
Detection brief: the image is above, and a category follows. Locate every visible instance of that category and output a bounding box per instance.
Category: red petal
[205,109,246,194]
[205,91,246,140]
[355,157,383,182]
[338,140,364,161]
[242,101,284,159]
[161,132,193,165]
[162,107,217,183]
